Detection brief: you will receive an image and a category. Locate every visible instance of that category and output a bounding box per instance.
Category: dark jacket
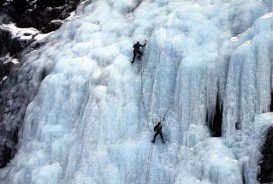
[133,42,145,51]
[154,124,162,132]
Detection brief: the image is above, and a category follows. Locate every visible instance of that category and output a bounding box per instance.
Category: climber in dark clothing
[131,41,147,63]
[151,122,165,143]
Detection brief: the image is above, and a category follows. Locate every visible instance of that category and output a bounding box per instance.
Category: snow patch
[259,12,273,19]
[2,23,39,39]
[2,23,51,41]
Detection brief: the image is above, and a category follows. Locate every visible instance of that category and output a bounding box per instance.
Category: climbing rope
[145,143,154,184]
[141,40,169,183]
[140,40,171,137]
[140,59,150,128]
[140,40,153,129]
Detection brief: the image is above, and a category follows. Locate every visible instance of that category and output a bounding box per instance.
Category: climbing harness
[145,143,154,184]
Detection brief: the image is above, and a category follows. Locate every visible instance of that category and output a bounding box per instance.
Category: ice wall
[1,0,273,184]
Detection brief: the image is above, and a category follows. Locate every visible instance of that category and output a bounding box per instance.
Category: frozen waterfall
[1,0,273,183]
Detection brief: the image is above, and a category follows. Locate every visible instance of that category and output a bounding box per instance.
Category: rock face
[0,0,81,169]
[259,127,273,183]
[0,66,18,168]
[207,94,223,137]
[0,58,14,79]
[0,0,81,77]
[0,28,12,56]
[0,0,81,58]
[1,0,80,33]
[0,27,36,58]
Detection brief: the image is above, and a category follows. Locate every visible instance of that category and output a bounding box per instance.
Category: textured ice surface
[1,0,273,184]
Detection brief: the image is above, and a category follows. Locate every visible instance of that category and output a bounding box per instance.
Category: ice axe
[155,113,167,124]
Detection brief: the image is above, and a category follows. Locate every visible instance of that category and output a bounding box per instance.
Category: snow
[259,12,273,19]
[11,59,19,65]
[34,32,53,41]
[3,58,19,65]
[2,23,39,39]
[1,23,52,41]
[3,54,20,66]
[1,0,273,184]
[2,76,8,81]
[230,36,238,42]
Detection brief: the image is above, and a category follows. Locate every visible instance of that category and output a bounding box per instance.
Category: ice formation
[1,0,273,183]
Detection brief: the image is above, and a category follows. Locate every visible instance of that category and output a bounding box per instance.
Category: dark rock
[0,146,13,168]
[0,0,3,8]
[0,28,12,56]
[0,12,11,24]
[0,27,37,58]
[9,37,35,56]
[1,0,80,33]
[258,127,273,183]
[0,56,15,80]
[44,19,63,33]
[36,0,66,8]
[261,155,273,172]
[0,0,80,169]
[0,49,53,168]
[3,61,14,75]
[23,33,31,36]
[206,93,223,137]
[0,64,5,80]
[0,68,23,168]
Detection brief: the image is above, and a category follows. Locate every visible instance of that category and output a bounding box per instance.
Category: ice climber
[131,41,147,63]
[151,122,165,144]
